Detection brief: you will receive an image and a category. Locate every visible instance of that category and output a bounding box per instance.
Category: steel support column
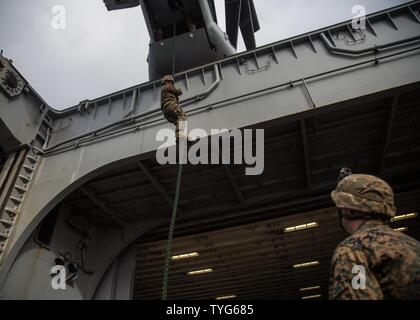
[79,186,126,228]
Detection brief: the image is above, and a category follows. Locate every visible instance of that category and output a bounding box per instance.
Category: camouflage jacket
[329,219,420,300]
[161,83,182,110]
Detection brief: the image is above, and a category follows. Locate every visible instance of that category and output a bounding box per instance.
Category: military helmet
[161,75,174,85]
[331,174,396,218]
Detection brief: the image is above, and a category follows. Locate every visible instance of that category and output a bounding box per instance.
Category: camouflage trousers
[162,103,187,138]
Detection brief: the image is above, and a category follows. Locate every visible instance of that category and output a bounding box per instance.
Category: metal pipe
[198,0,215,29]
[188,45,420,116]
[32,1,418,118]
[320,32,420,56]
[302,78,316,108]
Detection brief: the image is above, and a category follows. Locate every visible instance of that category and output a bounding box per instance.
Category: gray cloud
[0,0,408,110]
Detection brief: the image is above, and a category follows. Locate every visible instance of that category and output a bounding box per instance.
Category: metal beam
[137,161,174,209]
[300,119,312,189]
[0,150,27,213]
[79,186,126,228]
[223,165,245,204]
[379,95,398,173]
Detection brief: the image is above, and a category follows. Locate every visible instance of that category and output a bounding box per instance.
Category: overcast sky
[0,0,409,110]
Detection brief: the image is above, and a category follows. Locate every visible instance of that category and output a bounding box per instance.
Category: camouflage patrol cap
[161,75,174,85]
[331,174,396,218]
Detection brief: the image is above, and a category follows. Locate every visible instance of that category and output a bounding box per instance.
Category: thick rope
[162,163,183,300]
[171,14,177,77]
[162,13,182,301]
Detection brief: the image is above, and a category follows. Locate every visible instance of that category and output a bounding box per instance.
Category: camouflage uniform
[329,174,420,300]
[329,219,420,299]
[160,75,187,139]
